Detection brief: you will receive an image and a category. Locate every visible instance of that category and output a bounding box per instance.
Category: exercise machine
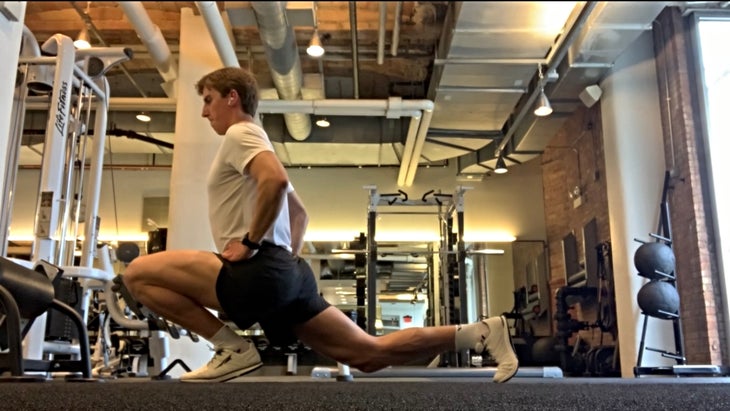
[316,186,564,381]
[2,29,191,380]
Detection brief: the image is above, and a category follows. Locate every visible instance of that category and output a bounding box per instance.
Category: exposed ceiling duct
[250,1,312,141]
[118,1,178,97]
[18,2,678,183]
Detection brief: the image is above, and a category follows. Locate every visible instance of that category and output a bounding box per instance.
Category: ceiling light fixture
[316,117,330,127]
[533,64,553,117]
[74,26,91,49]
[534,89,553,116]
[494,155,508,174]
[307,2,325,58]
[74,2,92,49]
[307,30,325,57]
[136,112,152,123]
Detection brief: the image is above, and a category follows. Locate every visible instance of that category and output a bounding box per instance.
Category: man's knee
[122,255,152,290]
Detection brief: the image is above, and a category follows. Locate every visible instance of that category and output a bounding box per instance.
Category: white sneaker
[482,316,519,383]
[180,346,263,383]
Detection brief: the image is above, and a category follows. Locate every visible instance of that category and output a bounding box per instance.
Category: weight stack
[45,277,83,341]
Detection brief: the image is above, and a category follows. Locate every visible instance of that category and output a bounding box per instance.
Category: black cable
[106,137,120,237]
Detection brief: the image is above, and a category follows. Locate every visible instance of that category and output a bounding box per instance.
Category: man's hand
[222,239,257,262]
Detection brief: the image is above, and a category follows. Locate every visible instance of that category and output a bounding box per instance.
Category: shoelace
[209,349,232,367]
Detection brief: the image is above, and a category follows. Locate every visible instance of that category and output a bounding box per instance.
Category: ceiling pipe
[118,1,178,97]
[495,1,598,157]
[25,96,433,117]
[396,115,424,185]
[349,2,360,99]
[377,2,387,65]
[195,1,239,67]
[251,1,312,141]
[391,2,402,56]
[402,109,434,186]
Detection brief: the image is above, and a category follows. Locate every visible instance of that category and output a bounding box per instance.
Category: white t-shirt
[207,121,293,253]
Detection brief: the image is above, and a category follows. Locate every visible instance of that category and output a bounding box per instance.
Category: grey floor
[3,366,729,411]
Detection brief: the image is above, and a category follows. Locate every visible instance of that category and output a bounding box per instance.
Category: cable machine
[1,31,191,380]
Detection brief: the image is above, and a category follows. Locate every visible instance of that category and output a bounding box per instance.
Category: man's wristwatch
[241,233,261,250]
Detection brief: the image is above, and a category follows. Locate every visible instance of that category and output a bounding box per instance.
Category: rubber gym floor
[1,373,729,410]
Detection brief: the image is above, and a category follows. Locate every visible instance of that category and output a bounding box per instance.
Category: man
[122,67,519,383]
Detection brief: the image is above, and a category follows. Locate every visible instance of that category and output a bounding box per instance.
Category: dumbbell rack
[633,171,730,377]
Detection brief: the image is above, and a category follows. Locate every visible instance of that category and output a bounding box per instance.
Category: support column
[168,7,224,251]
[163,7,226,375]
[600,31,673,377]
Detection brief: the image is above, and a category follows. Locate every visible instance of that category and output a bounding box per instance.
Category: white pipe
[377,2,387,65]
[403,109,434,186]
[396,115,423,186]
[25,97,434,116]
[391,2,402,56]
[118,2,178,83]
[195,1,239,67]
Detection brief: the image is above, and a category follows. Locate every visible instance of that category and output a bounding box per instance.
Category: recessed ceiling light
[316,117,330,127]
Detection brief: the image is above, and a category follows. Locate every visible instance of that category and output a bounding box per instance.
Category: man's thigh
[127,250,224,310]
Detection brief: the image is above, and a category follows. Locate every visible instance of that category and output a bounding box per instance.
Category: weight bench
[0,257,93,381]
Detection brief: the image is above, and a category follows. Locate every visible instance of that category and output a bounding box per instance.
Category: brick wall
[652,7,725,365]
[539,6,726,367]
[542,104,611,304]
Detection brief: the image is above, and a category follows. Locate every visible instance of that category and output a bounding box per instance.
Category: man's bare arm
[287,190,309,256]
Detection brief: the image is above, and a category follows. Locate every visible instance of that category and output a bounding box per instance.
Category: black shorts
[215,242,331,347]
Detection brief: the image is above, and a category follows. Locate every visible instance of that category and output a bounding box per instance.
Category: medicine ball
[637,280,680,319]
[634,242,675,280]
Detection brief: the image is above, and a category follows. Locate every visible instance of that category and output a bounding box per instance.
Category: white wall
[484,248,515,318]
[601,30,676,377]
[288,156,546,242]
[9,157,547,244]
[9,168,172,241]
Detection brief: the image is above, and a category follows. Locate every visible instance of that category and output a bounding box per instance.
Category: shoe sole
[494,315,519,384]
[180,361,263,383]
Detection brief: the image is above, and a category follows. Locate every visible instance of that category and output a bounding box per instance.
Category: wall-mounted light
[136,112,152,122]
[533,64,552,117]
[494,155,508,174]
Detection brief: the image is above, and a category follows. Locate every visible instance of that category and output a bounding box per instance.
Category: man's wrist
[241,232,261,249]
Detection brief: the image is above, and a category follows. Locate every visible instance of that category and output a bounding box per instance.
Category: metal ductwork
[506,1,668,158]
[453,1,668,175]
[118,1,178,97]
[251,2,312,141]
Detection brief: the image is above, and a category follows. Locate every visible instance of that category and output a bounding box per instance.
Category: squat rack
[363,185,472,363]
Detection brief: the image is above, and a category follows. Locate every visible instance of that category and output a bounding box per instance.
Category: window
[691,13,730,338]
